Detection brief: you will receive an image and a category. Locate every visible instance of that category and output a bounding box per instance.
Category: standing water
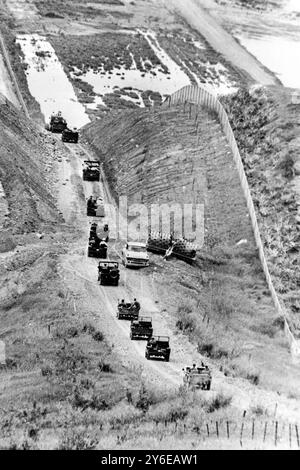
[233,1,300,89]
[17,34,90,128]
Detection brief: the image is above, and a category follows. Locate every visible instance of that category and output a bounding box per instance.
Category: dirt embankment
[221,86,300,331]
[0,98,62,237]
[81,102,300,399]
[0,2,43,122]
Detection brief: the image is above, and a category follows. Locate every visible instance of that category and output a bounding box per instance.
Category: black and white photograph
[0,0,299,453]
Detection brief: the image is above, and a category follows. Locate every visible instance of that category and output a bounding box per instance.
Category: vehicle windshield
[128,245,146,252]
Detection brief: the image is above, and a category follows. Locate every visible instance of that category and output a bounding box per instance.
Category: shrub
[206,393,232,413]
[176,303,196,333]
[98,361,112,373]
[92,331,104,342]
[135,384,155,412]
[41,365,53,377]
[59,431,96,450]
[251,404,267,416]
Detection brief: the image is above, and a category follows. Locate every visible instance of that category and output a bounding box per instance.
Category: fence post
[275,421,278,447]
[206,423,210,437]
[263,421,268,443]
[226,421,230,439]
[240,422,244,447]
[216,421,219,438]
[295,424,299,448]
[252,419,255,440]
[289,424,292,448]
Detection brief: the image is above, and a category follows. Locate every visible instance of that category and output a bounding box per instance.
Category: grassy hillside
[221,86,300,333]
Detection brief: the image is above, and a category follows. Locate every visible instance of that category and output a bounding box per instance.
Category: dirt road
[50,139,300,423]
[164,0,280,86]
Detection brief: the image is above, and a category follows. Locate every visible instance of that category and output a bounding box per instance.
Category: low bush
[205,393,232,413]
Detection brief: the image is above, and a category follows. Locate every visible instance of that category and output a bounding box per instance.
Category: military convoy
[62,127,79,143]
[145,336,170,362]
[117,301,140,320]
[45,112,67,133]
[183,364,212,390]
[98,260,120,286]
[81,152,213,388]
[83,161,100,181]
[87,196,105,217]
[130,317,153,340]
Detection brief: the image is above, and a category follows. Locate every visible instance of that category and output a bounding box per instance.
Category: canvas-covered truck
[62,127,79,143]
[145,336,170,362]
[45,112,67,133]
[88,237,107,258]
[130,317,153,340]
[89,223,109,243]
[122,241,149,268]
[117,300,140,320]
[183,365,212,390]
[87,196,105,217]
[98,260,120,286]
[147,231,197,264]
[83,161,100,181]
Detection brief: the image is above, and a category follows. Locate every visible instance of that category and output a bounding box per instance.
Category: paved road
[165,0,280,86]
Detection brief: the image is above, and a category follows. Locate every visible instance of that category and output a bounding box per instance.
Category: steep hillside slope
[221,86,300,332]
[82,103,300,398]
[0,95,61,238]
[83,104,254,245]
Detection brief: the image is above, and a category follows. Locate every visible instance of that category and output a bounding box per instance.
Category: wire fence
[164,85,300,359]
[108,416,300,449]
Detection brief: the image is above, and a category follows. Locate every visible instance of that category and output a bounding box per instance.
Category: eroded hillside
[83,102,300,399]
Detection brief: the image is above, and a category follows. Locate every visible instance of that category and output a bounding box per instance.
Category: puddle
[16,34,90,128]
[235,33,300,88]
[0,182,9,229]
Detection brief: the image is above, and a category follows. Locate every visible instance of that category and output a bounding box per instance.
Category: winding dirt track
[55,142,300,423]
[165,0,280,86]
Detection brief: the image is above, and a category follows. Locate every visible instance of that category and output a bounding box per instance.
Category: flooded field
[235,33,300,88]
[221,0,300,88]
[16,35,90,128]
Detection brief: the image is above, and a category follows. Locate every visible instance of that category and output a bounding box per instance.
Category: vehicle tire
[207,382,211,391]
[165,355,170,362]
[145,352,149,360]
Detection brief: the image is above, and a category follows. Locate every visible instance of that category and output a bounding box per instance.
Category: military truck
[183,365,212,390]
[88,237,107,258]
[117,301,140,320]
[62,127,79,143]
[45,112,67,133]
[145,336,170,362]
[83,161,100,181]
[130,317,153,340]
[98,260,119,286]
[87,196,105,217]
[89,223,109,243]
